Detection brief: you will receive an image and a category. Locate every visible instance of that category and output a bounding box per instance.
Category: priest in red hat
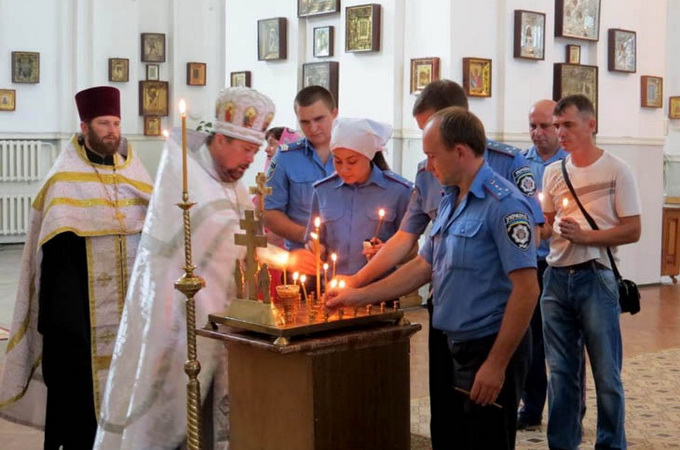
[0,86,153,449]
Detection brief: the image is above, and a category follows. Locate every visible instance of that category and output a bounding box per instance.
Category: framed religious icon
[298,0,340,18]
[302,61,339,105]
[640,76,663,108]
[566,44,581,64]
[258,18,287,61]
[346,4,381,53]
[108,58,129,82]
[608,29,636,73]
[513,10,546,60]
[139,80,169,116]
[0,89,16,112]
[463,57,492,98]
[410,58,440,94]
[669,97,680,119]
[555,0,601,41]
[313,26,334,58]
[146,64,159,81]
[230,71,252,87]
[144,116,161,136]
[141,33,166,62]
[11,52,40,83]
[187,62,207,86]
[553,63,598,120]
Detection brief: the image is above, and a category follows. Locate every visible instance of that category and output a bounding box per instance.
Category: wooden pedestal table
[197,322,421,450]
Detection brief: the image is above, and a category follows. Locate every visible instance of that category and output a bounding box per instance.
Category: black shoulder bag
[560,159,640,315]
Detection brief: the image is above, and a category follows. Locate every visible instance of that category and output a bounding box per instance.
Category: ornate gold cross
[234,210,267,299]
[249,172,272,228]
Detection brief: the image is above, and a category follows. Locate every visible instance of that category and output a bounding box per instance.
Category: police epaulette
[279,138,305,152]
[484,176,512,200]
[486,139,520,156]
[383,170,412,188]
[313,172,340,188]
[417,159,427,173]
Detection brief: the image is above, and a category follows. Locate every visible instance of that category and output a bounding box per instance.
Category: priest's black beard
[86,126,120,156]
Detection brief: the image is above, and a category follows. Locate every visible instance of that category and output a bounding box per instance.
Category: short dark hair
[412,79,469,116]
[554,94,595,118]
[206,133,234,146]
[294,86,336,111]
[431,106,486,157]
[265,127,285,141]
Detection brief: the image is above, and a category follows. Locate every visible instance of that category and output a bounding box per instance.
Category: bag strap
[560,158,622,280]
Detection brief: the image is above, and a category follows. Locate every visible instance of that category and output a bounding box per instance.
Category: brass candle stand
[174,191,205,450]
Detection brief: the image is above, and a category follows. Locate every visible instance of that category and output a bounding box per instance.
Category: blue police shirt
[310,165,412,276]
[265,138,335,250]
[400,139,544,235]
[522,145,569,260]
[419,163,537,341]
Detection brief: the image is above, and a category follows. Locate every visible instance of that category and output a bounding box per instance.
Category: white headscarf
[330,118,392,160]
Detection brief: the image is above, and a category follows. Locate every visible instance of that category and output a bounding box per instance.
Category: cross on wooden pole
[249,172,272,231]
[234,210,267,300]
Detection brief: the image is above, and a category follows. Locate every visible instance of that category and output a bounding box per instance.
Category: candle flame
[162,129,169,138]
[562,198,569,208]
[314,216,321,228]
[338,280,346,289]
[310,232,319,240]
[330,279,338,289]
[300,274,307,283]
[538,192,544,202]
[293,272,299,281]
[179,99,186,115]
[378,208,385,218]
[331,253,337,262]
[278,253,289,266]
[323,263,329,271]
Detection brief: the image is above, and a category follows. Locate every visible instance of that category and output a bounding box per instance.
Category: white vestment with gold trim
[0,135,152,428]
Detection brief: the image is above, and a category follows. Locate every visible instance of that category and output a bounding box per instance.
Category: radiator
[0,140,42,182]
[0,194,32,236]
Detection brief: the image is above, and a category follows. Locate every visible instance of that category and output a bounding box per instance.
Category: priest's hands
[288,249,316,275]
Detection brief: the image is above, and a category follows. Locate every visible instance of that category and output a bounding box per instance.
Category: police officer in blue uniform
[327,107,539,450]
[517,99,571,430]
[264,86,337,250]
[308,118,412,277]
[338,79,542,450]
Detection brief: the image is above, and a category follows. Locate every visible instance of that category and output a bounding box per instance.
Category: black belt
[555,260,609,271]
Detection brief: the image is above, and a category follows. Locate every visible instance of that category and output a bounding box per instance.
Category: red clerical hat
[75,86,121,121]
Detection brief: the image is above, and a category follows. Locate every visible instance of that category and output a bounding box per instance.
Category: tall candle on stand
[179,99,188,198]
[323,263,329,295]
[310,232,321,299]
[293,271,299,285]
[373,208,386,239]
[300,274,309,300]
[331,253,337,278]
[279,253,289,285]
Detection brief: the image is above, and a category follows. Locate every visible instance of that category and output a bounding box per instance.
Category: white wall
[0,0,672,283]
[0,0,226,178]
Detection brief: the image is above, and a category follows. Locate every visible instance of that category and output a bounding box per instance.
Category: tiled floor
[1,242,680,449]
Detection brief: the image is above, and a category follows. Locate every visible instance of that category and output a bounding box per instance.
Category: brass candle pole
[174,99,205,450]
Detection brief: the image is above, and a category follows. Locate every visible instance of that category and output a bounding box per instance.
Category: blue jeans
[541,264,626,450]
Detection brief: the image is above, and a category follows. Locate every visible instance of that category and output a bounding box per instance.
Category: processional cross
[249,172,272,232]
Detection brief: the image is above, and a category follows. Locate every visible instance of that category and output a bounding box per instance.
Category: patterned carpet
[411,347,680,449]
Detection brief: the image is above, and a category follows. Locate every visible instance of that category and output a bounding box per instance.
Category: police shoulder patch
[511,166,537,196]
[504,212,531,251]
[280,139,305,152]
[266,159,277,181]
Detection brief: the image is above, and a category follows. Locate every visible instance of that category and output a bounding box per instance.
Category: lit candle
[279,253,289,285]
[300,274,308,300]
[314,216,321,236]
[179,99,188,196]
[373,208,386,239]
[338,280,346,289]
[323,263,329,294]
[293,271,299,285]
[331,253,337,278]
[162,129,169,138]
[538,192,545,203]
[562,198,569,208]
[310,232,321,299]
[329,279,338,290]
